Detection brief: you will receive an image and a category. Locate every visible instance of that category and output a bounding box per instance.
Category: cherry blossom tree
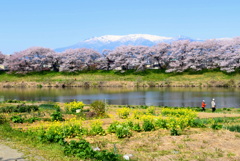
[147,43,171,70]
[58,48,101,72]
[0,52,5,64]
[7,47,55,73]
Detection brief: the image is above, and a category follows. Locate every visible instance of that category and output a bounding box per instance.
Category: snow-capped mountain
[55,34,195,53]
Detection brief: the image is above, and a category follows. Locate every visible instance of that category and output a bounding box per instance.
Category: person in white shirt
[211,98,216,112]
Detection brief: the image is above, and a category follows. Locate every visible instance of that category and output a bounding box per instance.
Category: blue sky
[0,0,240,54]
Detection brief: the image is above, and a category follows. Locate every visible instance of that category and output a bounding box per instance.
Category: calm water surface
[0,87,239,108]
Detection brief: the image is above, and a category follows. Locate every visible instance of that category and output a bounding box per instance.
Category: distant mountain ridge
[55,34,197,53]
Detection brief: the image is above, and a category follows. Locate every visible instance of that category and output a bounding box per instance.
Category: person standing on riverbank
[201,100,207,111]
[211,98,216,112]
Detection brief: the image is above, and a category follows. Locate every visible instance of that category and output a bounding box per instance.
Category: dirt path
[198,112,240,118]
[0,143,25,161]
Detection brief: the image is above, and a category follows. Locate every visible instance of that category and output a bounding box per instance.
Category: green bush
[90,100,106,117]
[36,129,66,145]
[10,115,24,123]
[39,104,56,110]
[50,111,64,121]
[226,125,240,132]
[170,128,181,136]
[154,118,168,129]
[25,117,41,123]
[132,122,142,132]
[64,140,121,160]
[0,104,39,113]
[116,124,132,138]
[89,121,106,136]
[142,120,155,131]
[211,123,223,130]
[107,121,120,133]
[3,99,23,103]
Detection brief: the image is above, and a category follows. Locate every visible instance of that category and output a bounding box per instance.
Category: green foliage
[107,121,120,133]
[3,99,23,103]
[25,117,41,123]
[211,124,223,130]
[226,125,240,132]
[132,122,142,132]
[170,128,180,136]
[0,104,39,113]
[191,118,208,128]
[36,129,66,145]
[50,111,64,121]
[90,100,106,117]
[142,120,155,131]
[0,114,6,124]
[139,105,148,109]
[39,104,56,110]
[115,124,132,138]
[154,118,168,129]
[64,140,121,160]
[10,115,24,123]
[89,121,106,136]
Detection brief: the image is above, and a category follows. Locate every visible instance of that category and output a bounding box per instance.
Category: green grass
[0,123,80,161]
[0,70,239,84]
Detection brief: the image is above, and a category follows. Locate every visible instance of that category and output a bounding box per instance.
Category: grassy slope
[0,70,239,84]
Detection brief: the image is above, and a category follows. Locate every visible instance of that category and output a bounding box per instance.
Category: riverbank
[1,102,240,160]
[0,70,240,87]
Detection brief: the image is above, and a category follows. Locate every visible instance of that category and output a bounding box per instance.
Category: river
[0,87,239,108]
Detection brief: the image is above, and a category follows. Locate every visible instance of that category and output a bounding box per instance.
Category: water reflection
[0,87,239,108]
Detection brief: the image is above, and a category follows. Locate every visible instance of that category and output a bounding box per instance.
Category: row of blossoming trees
[0,38,240,73]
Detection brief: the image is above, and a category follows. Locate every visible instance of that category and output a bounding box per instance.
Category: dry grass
[84,129,240,161]
[198,112,240,118]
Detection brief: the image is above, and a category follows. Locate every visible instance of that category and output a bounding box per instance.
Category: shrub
[0,106,15,113]
[50,111,64,121]
[37,129,66,145]
[89,120,105,136]
[25,117,41,123]
[211,123,223,130]
[142,119,155,131]
[117,107,130,119]
[4,99,23,103]
[90,100,106,117]
[154,118,168,129]
[132,122,142,132]
[11,115,24,123]
[64,140,120,160]
[115,124,132,138]
[65,101,84,113]
[226,125,240,132]
[170,128,181,136]
[108,121,120,133]
[0,104,39,113]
